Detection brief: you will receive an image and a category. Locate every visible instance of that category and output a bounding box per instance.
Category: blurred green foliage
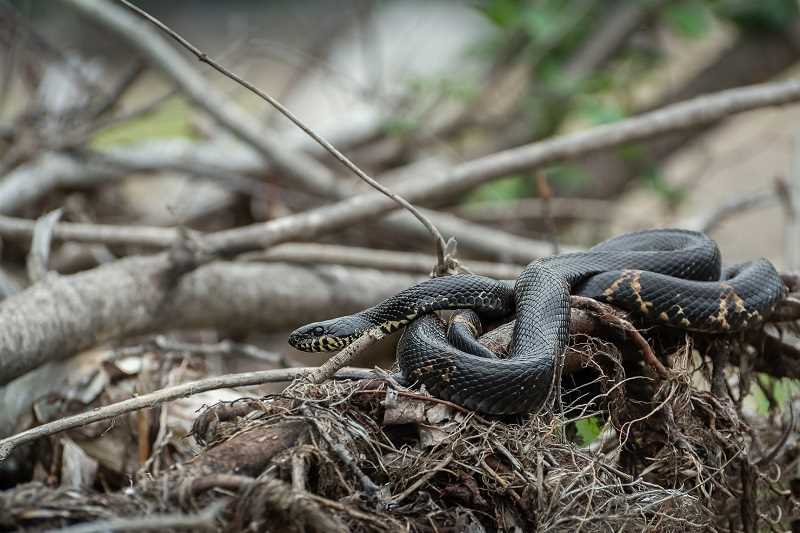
[663,0,712,38]
[465,175,532,203]
[749,375,800,416]
[465,0,798,205]
[90,97,194,148]
[573,415,603,446]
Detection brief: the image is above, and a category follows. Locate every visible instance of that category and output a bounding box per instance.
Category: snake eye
[312,326,325,335]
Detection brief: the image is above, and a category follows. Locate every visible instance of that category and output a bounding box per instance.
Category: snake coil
[289,229,785,415]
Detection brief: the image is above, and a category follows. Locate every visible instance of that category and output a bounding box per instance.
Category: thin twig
[112,0,449,273]
[0,366,379,462]
[88,61,145,119]
[247,243,524,279]
[537,173,559,255]
[0,215,527,278]
[306,328,386,384]
[452,197,614,223]
[786,133,800,270]
[203,78,800,256]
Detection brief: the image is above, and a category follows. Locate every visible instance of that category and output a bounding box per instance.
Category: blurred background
[3,0,800,369]
[3,0,798,265]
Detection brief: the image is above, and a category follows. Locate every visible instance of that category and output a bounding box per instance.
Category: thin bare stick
[786,133,800,270]
[0,215,526,278]
[247,243,524,280]
[5,79,800,256]
[112,0,449,273]
[452,197,615,223]
[306,328,386,384]
[0,366,378,462]
[536,173,559,255]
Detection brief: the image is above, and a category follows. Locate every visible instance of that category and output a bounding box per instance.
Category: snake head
[288,316,370,352]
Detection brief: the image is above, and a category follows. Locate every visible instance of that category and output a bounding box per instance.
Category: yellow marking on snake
[602,270,634,299]
[659,312,669,321]
[710,291,731,330]
[628,271,653,315]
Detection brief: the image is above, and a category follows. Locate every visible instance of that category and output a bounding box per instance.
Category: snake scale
[289,229,786,415]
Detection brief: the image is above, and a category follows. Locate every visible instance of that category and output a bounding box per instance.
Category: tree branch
[0,259,420,385]
[205,78,800,255]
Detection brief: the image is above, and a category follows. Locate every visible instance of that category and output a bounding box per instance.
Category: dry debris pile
[2,302,798,532]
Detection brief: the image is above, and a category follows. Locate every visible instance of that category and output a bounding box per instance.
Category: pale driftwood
[2,79,800,385]
[0,259,419,385]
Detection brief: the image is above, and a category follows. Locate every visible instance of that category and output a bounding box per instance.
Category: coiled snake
[289,229,785,415]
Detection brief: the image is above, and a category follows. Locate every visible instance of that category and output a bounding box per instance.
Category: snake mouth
[289,334,353,352]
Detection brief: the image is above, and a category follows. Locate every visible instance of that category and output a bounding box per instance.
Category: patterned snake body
[289,230,785,415]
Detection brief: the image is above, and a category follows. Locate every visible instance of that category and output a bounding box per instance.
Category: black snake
[288,229,785,415]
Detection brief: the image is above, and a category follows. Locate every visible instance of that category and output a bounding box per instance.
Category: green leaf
[664,1,711,38]
[574,416,603,446]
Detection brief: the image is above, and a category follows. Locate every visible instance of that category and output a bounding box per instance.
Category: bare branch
[563,0,668,81]
[0,214,541,274]
[452,197,614,224]
[0,259,419,385]
[6,74,800,260]
[0,143,564,262]
[247,243,524,279]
